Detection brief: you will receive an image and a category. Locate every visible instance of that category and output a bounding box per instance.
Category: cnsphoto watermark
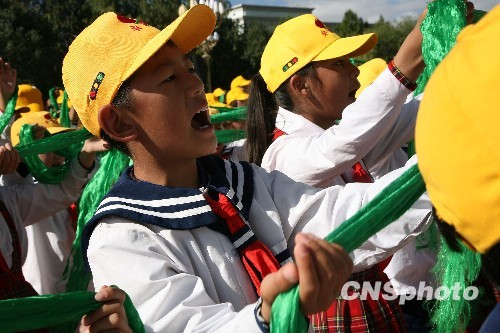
[340,281,479,305]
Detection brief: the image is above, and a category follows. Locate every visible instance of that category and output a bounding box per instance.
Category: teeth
[196,107,207,114]
[200,125,210,129]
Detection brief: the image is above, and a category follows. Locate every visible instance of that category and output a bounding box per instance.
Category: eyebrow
[159,52,192,66]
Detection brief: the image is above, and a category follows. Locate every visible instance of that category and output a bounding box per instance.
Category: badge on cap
[89,72,105,100]
[282,57,298,72]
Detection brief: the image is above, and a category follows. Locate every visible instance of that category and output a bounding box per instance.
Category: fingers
[83,137,111,153]
[31,124,47,140]
[294,233,353,315]
[260,262,299,322]
[94,285,127,303]
[0,143,20,174]
[79,286,131,333]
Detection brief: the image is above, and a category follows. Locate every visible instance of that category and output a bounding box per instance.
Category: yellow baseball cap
[15,84,44,112]
[213,87,226,98]
[56,93,73,108]
[62,5,216,137]
[230,75,251,90]
[260,14,377,93]
[10,111,74,146]
[206,92,227,108]
[226,88,249,106]
[416,5,500,254]
[355,58,387,98]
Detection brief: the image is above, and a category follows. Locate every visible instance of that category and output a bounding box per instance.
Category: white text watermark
[340,281,479,305]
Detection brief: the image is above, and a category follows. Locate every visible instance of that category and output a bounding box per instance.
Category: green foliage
[336,9,367,37]
[208,18,270,91]
[360,15,417,62]
[0,2,413,98]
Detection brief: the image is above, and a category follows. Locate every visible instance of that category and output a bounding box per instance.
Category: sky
[229,0,499,23]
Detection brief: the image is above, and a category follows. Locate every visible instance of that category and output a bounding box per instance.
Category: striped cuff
[254,298,270,332]
[388,59,418,91]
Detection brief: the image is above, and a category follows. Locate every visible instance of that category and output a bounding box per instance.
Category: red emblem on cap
[315,18,330,36]
[117,15,149,26]
[315,19,326,29]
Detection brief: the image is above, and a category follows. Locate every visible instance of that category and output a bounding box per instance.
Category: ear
[289,75,309,96]
[98,104,138,142]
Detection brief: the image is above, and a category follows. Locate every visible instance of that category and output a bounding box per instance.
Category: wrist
[255,298,270,332]
[77,152,96,172]
[388,58,418,91]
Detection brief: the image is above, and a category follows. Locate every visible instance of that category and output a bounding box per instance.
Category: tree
[0,1,63,98]
[363,15,416,62]
[337,9,367,37]
[241,21,271,74]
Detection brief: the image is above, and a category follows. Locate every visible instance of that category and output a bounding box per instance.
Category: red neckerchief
[204,192,280,295]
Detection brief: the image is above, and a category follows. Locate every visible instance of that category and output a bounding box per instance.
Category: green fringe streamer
[429,240,482,333]
[55,149,131,331]
[406,0,465,158]
[0,86,18,134]
[0,289,145,333]
[64,148,131,293]
[271,164,426,332]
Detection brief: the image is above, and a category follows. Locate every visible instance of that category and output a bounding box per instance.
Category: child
[0,145,131,332]
[415,5,500,332]
[245,4,474,332]
[6,111,108,294]
[245,9,425,332]
[63,5,432,331]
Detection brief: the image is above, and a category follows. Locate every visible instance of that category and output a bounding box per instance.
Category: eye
[334,59,345,66]
[162,74,176,83]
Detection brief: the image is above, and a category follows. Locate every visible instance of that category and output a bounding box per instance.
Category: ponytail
[245,74,278,165]
[245,64,317,165]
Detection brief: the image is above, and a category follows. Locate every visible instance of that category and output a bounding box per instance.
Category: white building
[227,4,314,33]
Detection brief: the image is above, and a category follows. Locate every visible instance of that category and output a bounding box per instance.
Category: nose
[187,69,205,96]
[350,62,360,78]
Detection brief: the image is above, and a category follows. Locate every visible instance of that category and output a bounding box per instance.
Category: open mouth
[349,85,360,99]
[191,107,212,130]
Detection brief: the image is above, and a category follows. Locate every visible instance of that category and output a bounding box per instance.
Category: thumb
[260,262,298,323]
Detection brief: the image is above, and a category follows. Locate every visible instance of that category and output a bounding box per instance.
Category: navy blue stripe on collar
[82,155,254,271]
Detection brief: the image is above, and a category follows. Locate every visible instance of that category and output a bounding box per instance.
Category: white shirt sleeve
[254,154,432,272]
[261,69,411,187]
[0,158,94,267]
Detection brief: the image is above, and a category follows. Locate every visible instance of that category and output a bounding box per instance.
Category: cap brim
[122,4,216,81]
[47,127,75,135]
[15,106,31,113]
[313,33,378,62]
[209,102,227,107]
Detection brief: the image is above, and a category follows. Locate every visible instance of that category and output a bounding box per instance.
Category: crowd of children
[0,1,498,332]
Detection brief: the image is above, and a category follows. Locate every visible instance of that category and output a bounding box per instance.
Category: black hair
[245,64,317,165]
[434,206,500,287]
[434,206,464,253]
[100,80,133,156]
